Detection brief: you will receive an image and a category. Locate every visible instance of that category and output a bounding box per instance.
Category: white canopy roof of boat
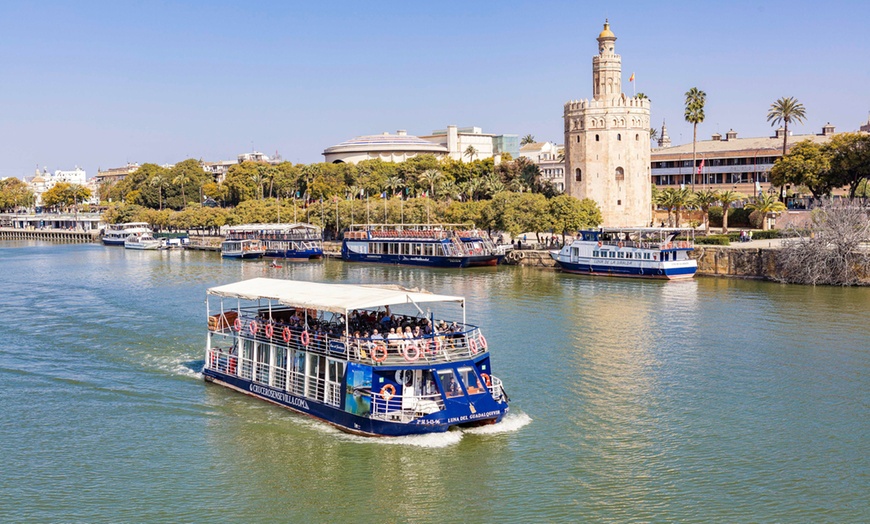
[207,278,464,314]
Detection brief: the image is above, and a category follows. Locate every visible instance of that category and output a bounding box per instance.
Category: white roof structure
[207,278,465,315]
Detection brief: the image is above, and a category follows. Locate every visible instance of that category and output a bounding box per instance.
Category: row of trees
[103,192,602,241]
[653,187,787,232]
[770,133,870,198]
[101,154,558,212]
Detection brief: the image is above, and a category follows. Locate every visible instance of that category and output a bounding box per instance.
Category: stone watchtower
[563,21,651,227]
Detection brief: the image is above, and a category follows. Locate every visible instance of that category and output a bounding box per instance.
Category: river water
[0,241,867,522]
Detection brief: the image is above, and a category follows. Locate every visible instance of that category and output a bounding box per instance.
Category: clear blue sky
[2,0,868,179]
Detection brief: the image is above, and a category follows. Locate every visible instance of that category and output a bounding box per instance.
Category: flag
[697,158,705,175]
[380,191,386,198]
[629,72,635,82]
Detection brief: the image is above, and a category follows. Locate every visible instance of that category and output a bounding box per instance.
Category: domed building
[322,130,449,164]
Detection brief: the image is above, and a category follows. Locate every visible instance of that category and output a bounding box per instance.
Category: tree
[692,189,720,235]
[416,169,443,198]
[41,182,91,210]
[385,175,404,198]
[769,140,834,198]
[684,87,706,190]
[717,190,744,234]
[464,145,478,162]
[149,175,168,210]
[745,193,786,230]
[520,134,536,146]
[767,96,807,157]
[636,92,650,101]
[549,195,602,242]
[826,132,870,197]
[649,127,659,144]
[0,177,35,211]
[173,172,190,208]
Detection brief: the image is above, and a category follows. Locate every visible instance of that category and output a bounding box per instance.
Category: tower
[658,120,671,148]
[564,21,651,227]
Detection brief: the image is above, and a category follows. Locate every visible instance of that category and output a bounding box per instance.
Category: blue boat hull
[342,249,468,268]
[202,368,506,436]
[265,248,323,260]
[553,259,696,279]
[222,252,264,259]
[102,238,126,246]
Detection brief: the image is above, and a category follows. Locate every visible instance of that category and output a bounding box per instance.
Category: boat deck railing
[599,239,694,250]
[208,309,490,365]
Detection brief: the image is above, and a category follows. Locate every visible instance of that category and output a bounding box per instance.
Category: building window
[636,134,640,140]
[615,167,624,181]
[617,134,622,141]
[595,134,600,142]
[617,199,622,206]
[575,168,582,181]
[576,136,580,143]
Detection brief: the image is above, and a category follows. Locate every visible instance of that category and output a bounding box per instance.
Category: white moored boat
[102,222,152,246]
[551,228,698,280]
[124,233,162,250]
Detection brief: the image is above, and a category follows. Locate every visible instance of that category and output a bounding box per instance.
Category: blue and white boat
[220,238,265,259]
[341,224,505,268]
[203,278,510,437]
[225,223,323,260]
[550,228,697,279]
[101,222,152,246]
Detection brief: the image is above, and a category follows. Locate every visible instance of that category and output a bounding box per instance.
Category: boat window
[644,253,651,260]
[437,369,463,398]
[617,252,624,259]
[458,367,484,395]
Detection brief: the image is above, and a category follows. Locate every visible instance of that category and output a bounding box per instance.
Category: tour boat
[341,224,505,268]
[550,228,697,279]
[124,233,162,250]
[220,238,265,259]
[225,223,323,260]
[202,278,510,437]
[102,222,152,246]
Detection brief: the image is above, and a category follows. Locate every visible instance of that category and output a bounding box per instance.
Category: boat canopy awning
[207,278,464,315]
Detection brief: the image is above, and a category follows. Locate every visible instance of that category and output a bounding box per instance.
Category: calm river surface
[1,241,867,522]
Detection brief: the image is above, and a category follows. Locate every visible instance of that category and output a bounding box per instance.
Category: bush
[748,210,764,229]
[695,234,731,245]
[751,230,781,240]
[708,206,723,227]
[728,208,752,227]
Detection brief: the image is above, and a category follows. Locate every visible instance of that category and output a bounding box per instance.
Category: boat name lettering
[249,384,309,409]
[445,410,502,424]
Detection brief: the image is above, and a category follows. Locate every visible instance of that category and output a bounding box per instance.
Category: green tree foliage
[549,195,602,241]
[520,134,535,145]
[745,194,787,230]
[0,177,35,211]
[826,132,870,197]
[41,182,91,210]
[769,140,833,198]
[692,189,720,235]
[716,190,745,234]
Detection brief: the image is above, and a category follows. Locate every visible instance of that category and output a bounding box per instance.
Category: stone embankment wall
[0,227,98,243]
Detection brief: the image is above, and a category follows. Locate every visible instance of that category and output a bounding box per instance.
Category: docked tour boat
[124,233,162,250]
[221,238,265,259]
[224,223,323,260]
[550,228,697,279]
[203,278,510,437]
[102,222,152,246]
[341,224,505,268]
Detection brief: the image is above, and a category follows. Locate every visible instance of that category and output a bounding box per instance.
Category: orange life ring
[479,335,488,351]
[371,344,388,363]
[282,326,291,343]
[380,384,396,401]
[264,323,274,339]
[469,338,478,354]
[403,344,421,362]
[618,241,624,248]
[228,356,237,374]
[597,241,602,247]
[249,320,259,335]
[481,373,492,387]
[233,317,242,332]
[300,330,310,346]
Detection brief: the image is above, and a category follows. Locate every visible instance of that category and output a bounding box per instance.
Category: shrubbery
[695,234,730,245]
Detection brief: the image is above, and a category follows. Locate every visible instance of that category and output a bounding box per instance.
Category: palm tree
[173,172,190,208]
[249,169,265,200]
[668,187,694,227]
[745,194,787,231]
[482,173,504,198]
[520,134,536,146]
[385,176,404,197]
[655,188,678,226]
[684,87,707,190]
[717,190,744,234]
[464,145,478,162]
[459,179,482,201]
[692,189,720,235]
[150,175,167,210]
[767,96,807,157]
[436,180,460,203]
[416,169,443,198]
[636,92,651,101]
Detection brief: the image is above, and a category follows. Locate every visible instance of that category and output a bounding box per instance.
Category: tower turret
[592,19,621,101]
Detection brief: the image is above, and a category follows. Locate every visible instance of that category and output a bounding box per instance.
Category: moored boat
[202,278,510,436]
[550,228,697,279]
[221,238,265,259]
[124,233,162,250]
[341,224,505,268]
[102,222,152,246]
[225,223,323,260]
